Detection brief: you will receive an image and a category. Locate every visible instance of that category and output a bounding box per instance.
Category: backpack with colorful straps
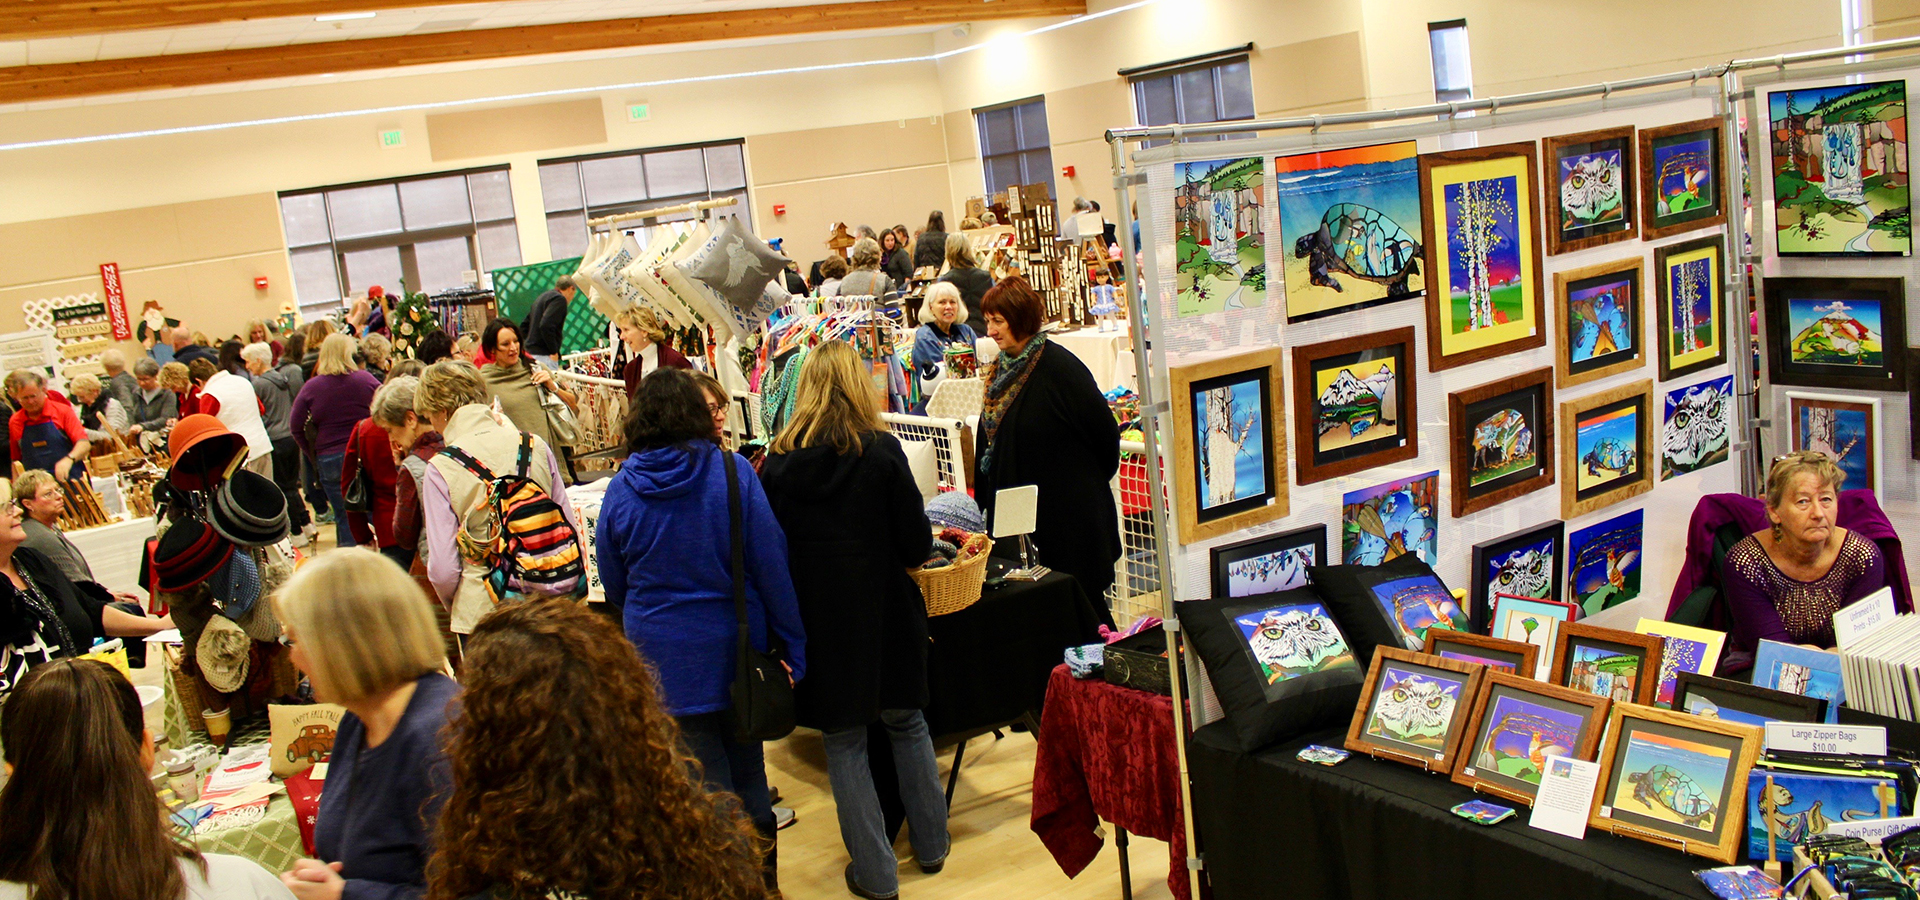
[441,432,586,605]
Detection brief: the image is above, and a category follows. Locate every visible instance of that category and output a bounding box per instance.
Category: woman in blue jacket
[595,367,806,894]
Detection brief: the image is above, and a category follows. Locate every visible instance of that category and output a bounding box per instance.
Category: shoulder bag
[535,367,581,447]
[722,446,795,742]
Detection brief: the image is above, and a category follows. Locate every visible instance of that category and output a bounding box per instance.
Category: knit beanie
[925,491,985,533]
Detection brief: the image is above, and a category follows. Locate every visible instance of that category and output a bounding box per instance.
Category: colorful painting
[1635,619,1726,708]
[1172,349,1288,543]
[1364,665,1466,751]
[1193,374,1269,513]
[1662,376,1733,479]
[1768,80,1911,256]
[1211,525,1326,599]
[1470,692,1588,787]
[1233,601,1359,688]
[1443,173,1526,334]
[1341,470,1438,567]
[1573,400,1642,496]
[1450,368,1555,519]
[1753,639,1846,723]
[1480,533,1558,614]
[1565,642,1646,703]
[1275,142,1424,321]
[1610,730,1733,832]
[1565,268,1638,375]
[1787,296,1886,368]
[1680,693,1773,728]
[1569,509,1643,616]
[1421,145,1546,370]
[1175,157,1268,316]
[1651,135,1716,221]
[1468,406,1536,487]
[1763,278,1908,391]
[1746,771,1894,859]
[1370,575,1468,649]
[1491,596,1575,678]
[1544,128,1636,255]
[1786,392,1880,496]
[1313,355,1399,456]
[1665,252,1718,364]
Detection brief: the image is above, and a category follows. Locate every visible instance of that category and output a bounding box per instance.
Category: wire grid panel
[880,413,970,493]
[1109,439,1165,628]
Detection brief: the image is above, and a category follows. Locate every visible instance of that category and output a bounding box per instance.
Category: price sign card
[1529,755,1602,840]
[1764,722,1887,757]
[1835,588,1897,649]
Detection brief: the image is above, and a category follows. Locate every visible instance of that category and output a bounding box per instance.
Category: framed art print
[1344,647,1484,773]
[1753,639,1846,724]
[1340,469,1438,567]
[1784,390,1882,496]
[1209,524,1326,599]
[1452,671,1611,806]
[1274,141,1425,321]
[1173,156,1267,316]
[1763,277,1908,391]
[1560,379,1655,519]
[1767,79,1910,257]
[1672,672,1828,727]
[1654,236,1728,381]
[1291,327,1418,485]
[1419,143,1548,371]
[1634,619,1727,708]
[1423,629,1540,678]
[1588,703,1763,864]
[1169,348,1288,542]
[1543,126,1638,255]
[1638,118,1727,241]
[1548,622,1664,706]
[1470,521,1566,632]
[1568,508,1644,617]
[1553,257,1646,389]
[1662,375,1734,480]
[1489,594,1579,679]
[1448,366,1555,517]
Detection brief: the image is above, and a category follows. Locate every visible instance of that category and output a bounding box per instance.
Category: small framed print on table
[1344,647,1484,774]
[1784,390,1883,496]
[1634,618,1727,708]
[1422,629,1540,679]
[1419,143,1548,371]
[1490,594,1578,679]
[1763,277,1908,392]
[1654,236,1728,381]
[1208,524,1326,599]
[1672,672,1828,726]
[1553,257,1646,389]
[1638,118,1727,241]
[1542,126,1638,255]
[1290,327,1418,485]
[1169,348,1289,543]
[1469,521,1566,632]
[1588,703,1764,864]
[1548,622,1664,706]
[1448,366,1555,517]
[1559,379,1655,519]
[1451,671,1611,806]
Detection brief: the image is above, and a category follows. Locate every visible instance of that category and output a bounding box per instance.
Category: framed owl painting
[1344,647,1485,773]
[1543,127,1639,255]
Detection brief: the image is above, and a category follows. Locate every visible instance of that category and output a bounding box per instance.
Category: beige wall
[746,117,954,262]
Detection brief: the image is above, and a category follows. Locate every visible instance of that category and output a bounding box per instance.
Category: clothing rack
[425,287,497,338]
[586,197,739,231]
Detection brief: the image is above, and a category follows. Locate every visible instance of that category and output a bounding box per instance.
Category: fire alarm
[773,204,787,216]
[1061,165,1076,178]
[254,276,269,290]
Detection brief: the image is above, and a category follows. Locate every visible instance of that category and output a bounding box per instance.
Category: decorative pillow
[268,702,345,776]
[900,436,939,504]
[686,217,790,321]
[1177,589,1366,752]
[621,227,700,329]
[1308,554,1468,656]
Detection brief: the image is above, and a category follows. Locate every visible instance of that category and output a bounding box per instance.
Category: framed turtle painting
[1553,257,1645,389]
[1452,671,1611,806]
[1168,348,1289,543]
[1419,143,1549,371]
[1344,647,1485,773]
[1548,621,1664,706]
[1469,521,1565,632]
[1274,141,1425,322]
[1291,327,1419,485]
[1543,126,1638,255]
[1588,703,1764,864]
[1637,118,1727,241]
[1654,236,1728,381]
[1447,367,1555,517]
[1762,277,1908,392]
[1559,380,1655,519]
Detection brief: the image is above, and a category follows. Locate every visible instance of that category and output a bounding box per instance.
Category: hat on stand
[195,614,251,694]
[206,550,261,619]
[925,491,986,534]
[210,469,288,547]
[153,519,235,594]
[167,415,246,492]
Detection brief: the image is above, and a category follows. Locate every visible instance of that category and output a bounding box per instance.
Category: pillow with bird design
[1308,554,1469,657]
[1177,588,1366,751]
[685,216,790,322]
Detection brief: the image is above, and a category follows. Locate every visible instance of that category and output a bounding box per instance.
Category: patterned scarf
[979,332,1048,471]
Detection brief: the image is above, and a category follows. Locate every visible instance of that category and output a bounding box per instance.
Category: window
[1429,20,1474,105]
[279,167,522,319]
[976,97,1055,201]
[538,140,751,261]
[1126,47,1255,144]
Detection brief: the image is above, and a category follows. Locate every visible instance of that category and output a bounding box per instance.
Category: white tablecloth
[65,517,156,596]
[1051,327,1133,391]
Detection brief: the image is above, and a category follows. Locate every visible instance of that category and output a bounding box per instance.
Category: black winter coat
[938,266,995,336]
[975,343,1121,603]
[760,432,935,730]
[914,231,948,270]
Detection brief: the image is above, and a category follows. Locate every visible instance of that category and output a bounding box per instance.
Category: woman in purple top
[1722,451,1888,655]
[290,334,381,548]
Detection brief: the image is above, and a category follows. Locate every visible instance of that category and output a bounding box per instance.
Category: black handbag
[341,457,374,513]
[722,446,795,742]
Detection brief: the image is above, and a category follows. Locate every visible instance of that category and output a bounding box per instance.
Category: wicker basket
[912,534,993,617]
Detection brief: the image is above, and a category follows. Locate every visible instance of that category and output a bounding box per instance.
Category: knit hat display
[925,491,985,534]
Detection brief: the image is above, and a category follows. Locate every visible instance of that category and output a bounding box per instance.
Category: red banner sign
[99,263,131,341]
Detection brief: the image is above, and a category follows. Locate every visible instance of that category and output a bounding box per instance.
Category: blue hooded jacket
[596,441,807,716]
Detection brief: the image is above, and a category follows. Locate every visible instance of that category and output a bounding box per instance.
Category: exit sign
[627,104,651,123]
[379,129,405,149]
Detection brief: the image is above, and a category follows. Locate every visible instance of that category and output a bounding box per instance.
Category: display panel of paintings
[1452,671,1611,807]
[1291,327,1418,485]
[1422,629,1540,679]
[1762,277,1908,392]
[1340,469,1438,567]
[1766,79,1911,257]
[1653,236,1728,381]
[1469,521,1565,633]
[1637,118,1727,241]
[1783,390,1883,496]
[1553,257,1645,389]
[1168,348,1288,543]
[1489,594,1578,680]
[1344,647,1484,773]
[1634,619,1727,708]
[1447,367,1555,517]
[1419,143,1548,371]
[1548,622,1663,706]
[1173,156,1267,317]
[1208,524,1326,599]
[1661,376,1735,480]
[1588,703,1763,864]
[1671,672,1828,727]
[1560,380,1655,519]
[1274,141,1425,321]
[1568,508,1644,617]
[1542,126,1638,255]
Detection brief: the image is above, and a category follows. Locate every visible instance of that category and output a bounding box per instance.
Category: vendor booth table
[1049,326,1133,393]
[178,716,308,876]
[65,517,155,596]
[923,571,1106,736]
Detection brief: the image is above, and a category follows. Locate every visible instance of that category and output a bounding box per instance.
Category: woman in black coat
[758,339,948,900]
[935,233,995,336]
[912,210,948,273]
[974,276,1121,619]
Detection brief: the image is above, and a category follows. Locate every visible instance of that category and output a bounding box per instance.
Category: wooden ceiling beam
[1,0,489,40]
[0,0,1084,103]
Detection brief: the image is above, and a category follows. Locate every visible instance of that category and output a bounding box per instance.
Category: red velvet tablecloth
[1030,664,1193,900]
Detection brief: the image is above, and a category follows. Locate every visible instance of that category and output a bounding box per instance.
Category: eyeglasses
[707,402,726,415]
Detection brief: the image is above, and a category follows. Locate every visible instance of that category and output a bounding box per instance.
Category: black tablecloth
[1187,721,1707,900]
[921,570,1105,736]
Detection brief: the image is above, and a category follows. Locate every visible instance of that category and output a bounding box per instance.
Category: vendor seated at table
[1723,451,1888,655]
[5,369,89,484]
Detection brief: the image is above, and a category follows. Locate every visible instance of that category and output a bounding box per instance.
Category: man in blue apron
[7,370,90,484]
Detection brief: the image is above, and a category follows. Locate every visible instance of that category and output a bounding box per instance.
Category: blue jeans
[317,452,353,547]
[677,711,777,886]
[824,709,950,896]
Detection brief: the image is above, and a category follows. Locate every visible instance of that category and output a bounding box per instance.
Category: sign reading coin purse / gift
[1559,379,1654,518]
[1167,348,1288,543]
[1176,589,1367,751]
[1451,671,1611,806]
[1542,126,1639,255]
[1654,236,1728,381]
[1553,256,1646,389]
[1447,366,1555,517]
[1588,703,1763,864]
[1422,629,1541,679]
[1344,647,1484,773]
[1469,520,1565,632]
[1549,622,1664,706]
[1762,277,1908,392]
[1418,143,1548,371]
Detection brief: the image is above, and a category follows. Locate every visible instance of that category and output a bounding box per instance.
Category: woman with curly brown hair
[427,597,765,900]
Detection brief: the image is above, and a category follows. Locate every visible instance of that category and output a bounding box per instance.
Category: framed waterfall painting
[1762,277,1908,391]
[1419,143,1548,371]
[1543,126,1638,255]
[1275,141,1425,321]
[1290,327,1419,485]
[1767,79,1910,257]
[1168,348,1288,543]
[1559,379,1654,519]
[1447,367,1555,517]
[1553,257,1645,389]
[1654,236,1728,381]
[1174,156,1268,316]
[1638,118,1727,241]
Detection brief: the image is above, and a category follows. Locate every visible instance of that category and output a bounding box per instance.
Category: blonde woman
[290,334,380,547]
[836,238,896,302]
[758,340,945,899]
[276,548,457,900]
[66,373,127,447]
[910,282,977,414]
[615,307,691,397]
[937,232,993,334]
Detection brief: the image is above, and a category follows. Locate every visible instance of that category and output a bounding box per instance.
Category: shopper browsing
[245,342,311,547]
[290,334,380,548]
[910,283,978,414]
[616,306,692,398]
[126,358,178,450]
[476,318,578,474]
[936,233,993,336]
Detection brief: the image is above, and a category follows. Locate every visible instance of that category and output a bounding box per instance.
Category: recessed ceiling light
[314,12,376,22]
